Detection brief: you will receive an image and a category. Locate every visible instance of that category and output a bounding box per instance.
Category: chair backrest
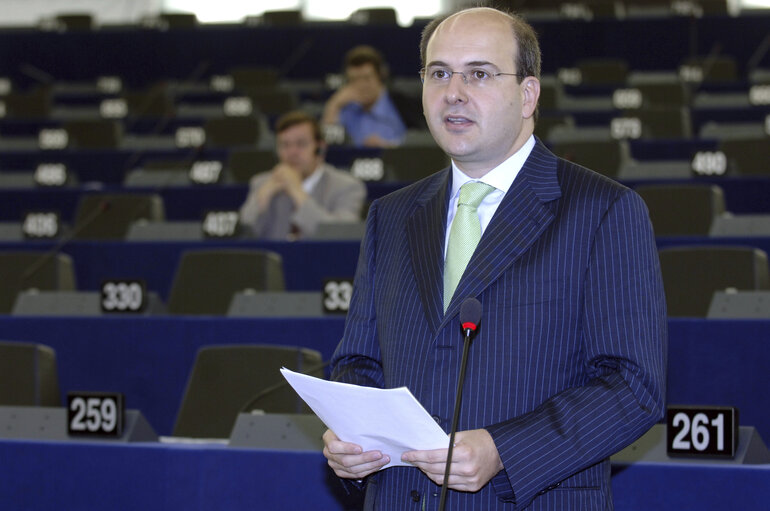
[636,184,726,236]
[550,139,626,178]
[659,245,770,317]
[307,221,366,240]
[0,252,76,313]
[0,341,60,406]
[167,249,285,315]
[576,57,629,85]
[382,146,449,182]
[64,120,123,149]
[720,138,770,176]
[173,344,323,438]
[73,193,165,240]
[228,149,276,184]
[204,117,261,148]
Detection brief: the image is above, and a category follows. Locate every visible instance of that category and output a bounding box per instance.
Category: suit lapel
[407,170,451,335]
[441,140,562,325]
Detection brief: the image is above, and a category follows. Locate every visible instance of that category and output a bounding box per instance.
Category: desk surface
[0,438,768,511]
[0,317,769,443]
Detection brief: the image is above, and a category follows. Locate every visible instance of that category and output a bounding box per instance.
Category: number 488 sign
[667,405,739,458]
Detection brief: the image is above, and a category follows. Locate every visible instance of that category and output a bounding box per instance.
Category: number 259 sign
[67,392,125,438]
[667,405,738,458]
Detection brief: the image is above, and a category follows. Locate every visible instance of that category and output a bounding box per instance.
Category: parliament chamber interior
[0,1,769,509]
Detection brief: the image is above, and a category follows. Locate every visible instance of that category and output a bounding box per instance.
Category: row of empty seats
[1,244,768,318]
[0,340,322,439]
[2,180,768,242]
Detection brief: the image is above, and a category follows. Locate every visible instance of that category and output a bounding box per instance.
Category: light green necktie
[444,181,495,311]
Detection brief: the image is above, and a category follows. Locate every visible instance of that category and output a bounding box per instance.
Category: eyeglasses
[419,67,523,87]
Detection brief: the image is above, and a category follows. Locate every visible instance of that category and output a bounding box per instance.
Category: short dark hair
[344,45,388,81]
[419,7,541,85]
[274,110,322,143]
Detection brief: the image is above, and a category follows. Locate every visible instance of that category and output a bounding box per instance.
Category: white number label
[557,67,582,86]
[101,280,146,312]
[679,65,703,83]
[560,3,593,21]
[39,128,68,149]
[100,98,128,118]
[223,96,253,117]
[34,163,67,186]
[22,212,59,238]
[667,406,736,457]
[613,88,643,110]
[210,75,234,92]
[323,123,346,145]
[175,126,206,147]
[189,160,223,184]
[351,158,384,181]
[691,151,727,176]
[96,76,122,93]
[323,280,353,313]
[203,211,239,237]
[748,85,770,106]
[610,117,642,139]
[68,393,123,437]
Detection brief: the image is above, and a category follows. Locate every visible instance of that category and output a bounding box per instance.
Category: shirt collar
[302,164,325,193]
[449,134,536,198]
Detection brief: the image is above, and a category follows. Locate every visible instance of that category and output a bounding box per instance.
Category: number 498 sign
[667,405,739,458]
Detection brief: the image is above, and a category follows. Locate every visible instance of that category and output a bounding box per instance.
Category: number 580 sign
[667,405,738,458]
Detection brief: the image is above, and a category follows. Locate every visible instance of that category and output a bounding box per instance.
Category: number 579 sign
[667,405,738,458]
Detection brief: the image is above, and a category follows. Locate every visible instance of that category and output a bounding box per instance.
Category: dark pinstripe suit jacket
[331,139,667,510]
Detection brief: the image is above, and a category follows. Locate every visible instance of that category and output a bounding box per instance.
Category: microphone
[439,297,482,511]
[21,199,112,282]
[238,360,329,414]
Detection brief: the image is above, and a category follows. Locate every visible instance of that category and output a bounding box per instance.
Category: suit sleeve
[292,173,367,236]
[485,189,667,508]
[238,173,269,235]
[330,199,386,388]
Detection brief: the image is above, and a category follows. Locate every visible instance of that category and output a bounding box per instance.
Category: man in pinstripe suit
[323,6,667,510]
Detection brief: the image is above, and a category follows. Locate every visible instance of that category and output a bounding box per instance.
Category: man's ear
[521,77,540,120]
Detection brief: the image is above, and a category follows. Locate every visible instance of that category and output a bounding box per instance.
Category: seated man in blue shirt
[322,45,407,148]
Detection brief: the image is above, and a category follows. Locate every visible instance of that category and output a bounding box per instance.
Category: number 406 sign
[667,405,739,458]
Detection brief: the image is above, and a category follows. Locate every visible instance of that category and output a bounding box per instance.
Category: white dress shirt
[444,135,536,258]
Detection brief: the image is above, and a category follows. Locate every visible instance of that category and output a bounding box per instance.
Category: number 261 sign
[667,405,738,458]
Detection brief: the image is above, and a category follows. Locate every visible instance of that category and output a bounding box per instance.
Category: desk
[0,317,769,442]
[1,236,770,303]
[0,438,767,511]
[0,316,346,435]
[0,239,363,300]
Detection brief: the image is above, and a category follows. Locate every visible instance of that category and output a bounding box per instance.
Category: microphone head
[459,297,482,332]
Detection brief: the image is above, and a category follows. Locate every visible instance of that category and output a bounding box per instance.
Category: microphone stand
[438,322,476,511]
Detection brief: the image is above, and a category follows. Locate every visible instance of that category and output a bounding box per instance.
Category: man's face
[422,9,539,175]
[276,122,322,179]
[346,63,383,108]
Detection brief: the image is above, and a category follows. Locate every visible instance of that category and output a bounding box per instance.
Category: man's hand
[322,85,365,124]
[401,429,504,492]
[323,429,390,480]
[272,164,308,207]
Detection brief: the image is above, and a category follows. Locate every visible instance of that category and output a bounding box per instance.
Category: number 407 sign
[667,405,739,458]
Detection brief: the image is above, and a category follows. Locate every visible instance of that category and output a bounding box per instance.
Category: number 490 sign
[667,405,738,458]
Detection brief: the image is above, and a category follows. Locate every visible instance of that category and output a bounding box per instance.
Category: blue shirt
[338,90,406,147]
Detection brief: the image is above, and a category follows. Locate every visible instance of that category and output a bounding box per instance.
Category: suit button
[410,490,420,502]
[432,415,442,425]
